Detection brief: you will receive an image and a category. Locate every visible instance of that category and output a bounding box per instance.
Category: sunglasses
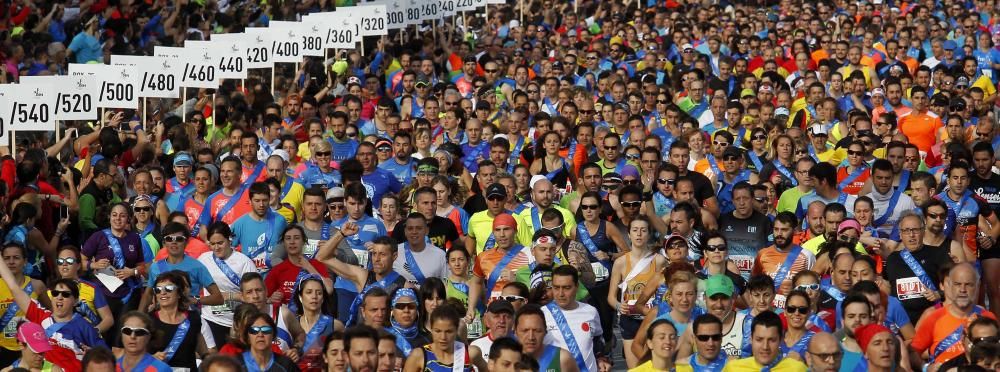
[723,156,740,161]
[625,154,641,160]
[164,235,187,243]
[133,206,152,213]
[605,145,619,151]
[249,326,275,335]
[705,244,727,252]
[487,195,505,202]
[926,212,946,220]
[657,178,676,185]
[154,285,178,294]
[580,110,596,115]
[796,283,820,291]
[347,133,358,138]
[484,69,499,73]
[527,89,539,94]
[973,336,1000,345]
[847,150,864,156]
[121,327,151,337]
[394,302,417,310]
[315,151,332,157]
[785,305,810,314]
[330,204,345,210]
[623,179,639,186]
[753,135,768,140]
[753,197,767,202]
[56,257,77,265]
[580,204,600,211]
[622,201,642,208]
[695,333,723,342]
[713,141,729,147]
[50,289,74,298]
[376,147,392,153]
[657,99,670,104]
[502,295,526,303]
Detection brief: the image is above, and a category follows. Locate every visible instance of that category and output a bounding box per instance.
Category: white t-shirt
[542,302,603,372]
[392,242,448,283]
[470,334,496,361]
[197,250,259,326]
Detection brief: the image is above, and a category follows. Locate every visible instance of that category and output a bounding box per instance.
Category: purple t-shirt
[81,229,145,298]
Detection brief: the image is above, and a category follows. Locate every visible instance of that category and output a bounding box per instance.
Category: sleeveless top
[422,345,474,372]
[620,253,659,317]
[721,311,748,358]
[267,304,294,350]
[588,220,614,255]
[540,158,571,189]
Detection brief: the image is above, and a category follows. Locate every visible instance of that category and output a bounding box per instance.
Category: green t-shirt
[776,186,810,214]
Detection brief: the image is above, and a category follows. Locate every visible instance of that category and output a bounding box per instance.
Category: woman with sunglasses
[781,289,816,360]
[293,275,336,371]
[240,312,300,371]
[198,222,258,346]
[149,271,211,369]
[4,201,69,279]
[838,140,870,196]
[117,311,172,372]
[697,232,747,295]
[82,202,145,332]
[299,141,342,191]
[387,288,428,357]
[402,305,474,372]
[790,270,835,332]
[443,248,483,338]
[608,216,666,367]
[322,330,347,372]
[529,131,572,190]
[54,246,114,333]
[747,127,770,173]
[131,195,160,259]
[0,250,105,360]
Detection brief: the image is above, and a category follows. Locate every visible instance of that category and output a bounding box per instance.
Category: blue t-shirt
[299,166,342,190]
[461,142,489,173]
[362,168,402,209]
[328,138,359,162]
[332,215,387,292]
[378,158,417,185]
[147,256,215,296]
[67,32,102,64]
[231,210,288,273]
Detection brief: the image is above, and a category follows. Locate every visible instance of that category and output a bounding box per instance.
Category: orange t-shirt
[912,306,996,364]
[898,111,942,153]
[837,166,870,195]
[472,246,530,298]
[751,246,816,301]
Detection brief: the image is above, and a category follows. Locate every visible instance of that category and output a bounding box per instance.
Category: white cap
[509,20,521,29]
[270,149,290,163]
[529,175,548,189]
[810,124,828,135]
[681,43,694,51]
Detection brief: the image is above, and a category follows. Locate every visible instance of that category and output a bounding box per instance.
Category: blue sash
[163,317,190,361]
[707,155,723,179]
[733,127,746,147]
[941,190,974,238]
[246,162,265,183]
[212,254,241,287]
[44,316,75,337]
[246,213,278,267]
[214,188,246,223]
[402,243,426,282]
[808,145,820,163]
[784,331,814,357]
[772,246,803,292]
[118,354,160,372]
[808,313,832,332]
[530,208,542,233]
[270,305,294,346]
[303,315,332,351]
[740,309,754,357]
[543,98,558,116]
[545,303,588,371]
[823,285,845,302]
[169,178,193,196]
[900,249,939,292]
[748,151,763,171]
[485,245,524,294]
[544,160,567,182]
[874,170,910,227]
[566,140,577,163]
[689,353,726,372]
[537,345,558,370]
[932,307,983,359]
[838,166,867,190]
[281,177,295,198]
[508,136,525,173]
[386,326,414,356]
[102,229,126,268]
[772,160,798,186]
[577,224,610,270]
[242,351,275,372]
[483,233,496,251]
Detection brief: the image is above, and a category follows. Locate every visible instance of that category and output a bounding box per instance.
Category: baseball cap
[705,274,735,297]
[346,76,362,85]
[173,152,193,166]
[326,187,345,201]
[872,88,885,96]
[838,219,862,234]
[17,322,51,353]
[740,88,756,98]
[604,172,623,183]
[485,183,508,199]
[943,40,957,51]
[487,299,515,314]
[955,76,970,88]
[375,139,392,151]
[810,124,828,136]
[664,234,686,249]
[722,146,744,158]
[270,149,290,163]
[951,97,968,111]
[681,43,694,51]
[552,61,564,71]
[774,107,790,117]
[615,102,630,112]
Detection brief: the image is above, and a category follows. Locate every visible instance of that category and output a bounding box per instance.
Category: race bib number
[592,262,609,282]
[731,255,754,275]
[896,277,926,300]
[353,248,370,268]
[772,294,787,309]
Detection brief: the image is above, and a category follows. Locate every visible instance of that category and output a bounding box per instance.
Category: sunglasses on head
[502,295,525,303]
[154,285,178,294]
[249,326,275,335]
[121,326,150,337]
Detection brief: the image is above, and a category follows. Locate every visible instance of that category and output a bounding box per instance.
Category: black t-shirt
[970,173,1000,216]
[884,245,952,323]
[392,216,459,249]
[464,194,487,215]
[681,171,716,206]
[718,211,772,276]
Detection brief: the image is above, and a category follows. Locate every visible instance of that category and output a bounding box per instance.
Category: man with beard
[937,317,1000,371]
[469,299,515,367]
[970,141,1000,315]
[920,199,968,262]
[718,182,771,280]
[513,304,578,372]
[752,212,816,303]
[328,111,359,162]
[377,131,416,185]
[912,263,997,367]
[674,314,729,371]
[344,326,380,372]
[806,332,843,372]
[238,131,268,183]
[677,275,747,359]
[282,94,305,141]
[884,212,950,323]
[722,311,807,371]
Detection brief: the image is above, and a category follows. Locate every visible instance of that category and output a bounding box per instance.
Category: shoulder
[778,357,808,371]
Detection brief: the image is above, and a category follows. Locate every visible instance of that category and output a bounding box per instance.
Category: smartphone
[59,205,69,219]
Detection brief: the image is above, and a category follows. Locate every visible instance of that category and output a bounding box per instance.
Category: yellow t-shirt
[630,360,675,372]
[0,279,39,351]
[721,357,808,372]
[514,205,577,247]
[468,210,498,255]
[280,177,306,218]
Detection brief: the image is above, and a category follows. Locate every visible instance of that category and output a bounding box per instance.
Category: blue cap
[943,40,957,51]
[173,152,193,166]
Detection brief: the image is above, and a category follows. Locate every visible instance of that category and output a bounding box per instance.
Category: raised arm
[0,252,33,312]
[316,222,368,289]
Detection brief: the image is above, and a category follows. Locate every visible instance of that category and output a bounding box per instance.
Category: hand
[114,268,133,280]
[153,351,167,360]
[93,259,111,271]
[109,112,125,127]
[285,348,301,362]
[340,222,359,237]
[464,311,475,324]
[618,303,634,315]
[57,217,70,232]
[978,234,995,250]
[594,251,610,261]
[923,289,941,302]
[268,290,283,304]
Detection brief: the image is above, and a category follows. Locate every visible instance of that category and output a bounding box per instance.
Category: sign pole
[182,89,187,122]
[55,122,61,161]
[271,66,277,96]
[142,98,147,132]
[211,93,216,141]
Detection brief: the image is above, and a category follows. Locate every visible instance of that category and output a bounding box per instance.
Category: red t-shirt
[264,259,329,305]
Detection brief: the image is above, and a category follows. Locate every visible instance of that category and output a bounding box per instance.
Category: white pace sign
[21,75,97,122]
